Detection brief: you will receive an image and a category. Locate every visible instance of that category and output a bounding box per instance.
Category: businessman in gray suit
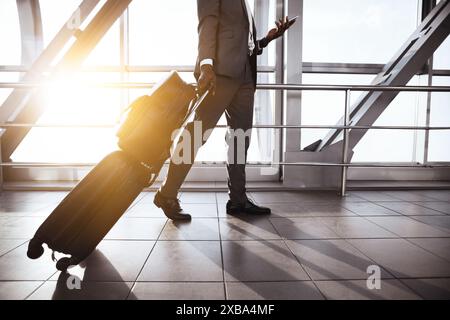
[154,0,296,220]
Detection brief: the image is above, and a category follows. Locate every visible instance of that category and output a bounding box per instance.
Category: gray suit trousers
[160,59,255,204]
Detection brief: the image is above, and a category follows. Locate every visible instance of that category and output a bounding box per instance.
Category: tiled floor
[1,189,450,300]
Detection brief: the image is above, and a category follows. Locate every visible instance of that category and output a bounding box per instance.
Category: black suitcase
[27,71,204,271]
[27,151,149,270]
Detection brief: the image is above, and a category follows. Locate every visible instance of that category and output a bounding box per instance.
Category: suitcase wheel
[27,238,44,260]
[56,257,72,271]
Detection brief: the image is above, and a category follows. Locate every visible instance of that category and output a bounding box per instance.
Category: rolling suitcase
[27,71,206,271]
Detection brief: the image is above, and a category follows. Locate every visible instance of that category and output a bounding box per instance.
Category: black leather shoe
[154,191,192,221]
[226,199,271,215]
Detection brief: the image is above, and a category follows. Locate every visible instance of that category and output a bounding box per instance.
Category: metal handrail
[0,65,277,73]
[1,82,450,92]
[1,161,449,168]
[1,123,450,130]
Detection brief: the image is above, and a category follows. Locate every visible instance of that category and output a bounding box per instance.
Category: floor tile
[366,216,450,238]
[0,243,56,281]
[384,191,439,202]
[28,279,133,300]
[105,218,166,240]
[51,241,155,282]
[315,279,421,300]
[182,204,218,218]
[287,240,393,280]
[408,238,450,261]
[138,241,223,281]
[36,192,70,204]
[216,192,230,204]
[351,191,399,202]
[348,239,450,278]
[0,202,50,215]
[319,217,397,239]
[262,203,307,218]
[270,217,340,240]
[129,282,225,300]
[179,192,216,204]
[124,203,166,218]
[226,281,324,300]
[343,202,400,216]
[222,240,309,281]
[126,202,217,219]
[296,204,357,217]
[0,281,43,300]
[293,192,364,203]
[0,191,49,203]
[249,192,306,203]
[0,216,45,239]
[219,217,280,240]
[0,239,27,256]
[417,191,450,202]
[160,219,220,241]
[401,278,450,300]
[132,192,156,204]
[409,215,450,235]
[413,202,450,215]
[375,202,444,216]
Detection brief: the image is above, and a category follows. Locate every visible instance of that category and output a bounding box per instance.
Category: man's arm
[254,16,296,56]
[197,0,220,65]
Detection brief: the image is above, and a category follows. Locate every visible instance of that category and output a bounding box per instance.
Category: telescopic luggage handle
[190,87,209,115]
[182,87,209,125]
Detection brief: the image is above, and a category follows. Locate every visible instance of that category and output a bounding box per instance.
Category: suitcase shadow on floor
[51,250,136,300]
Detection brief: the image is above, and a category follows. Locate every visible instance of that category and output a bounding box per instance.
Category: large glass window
[352,76,428,163]
[0,0,21,65]
[301,73,373,149]
[8,0,279,173]
[433,35,450,70]
[302,0,419,63]
[129,0,198,66]
[11,72,122,163]
[428,76,450,162]
[3,0,448,183]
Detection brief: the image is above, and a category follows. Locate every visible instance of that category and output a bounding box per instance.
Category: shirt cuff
[200,58,214,67]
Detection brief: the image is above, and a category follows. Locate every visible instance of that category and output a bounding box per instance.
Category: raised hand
[266,16,297,42]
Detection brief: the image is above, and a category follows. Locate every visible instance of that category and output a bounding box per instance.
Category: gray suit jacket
[194,0,266,86]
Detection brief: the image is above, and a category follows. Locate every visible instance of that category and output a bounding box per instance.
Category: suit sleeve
[197,0,220,62]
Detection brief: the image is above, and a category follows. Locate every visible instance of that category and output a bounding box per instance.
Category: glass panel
[433,35,450,70]
[428,76,450,162]
[11,73,122,163]
[83,20,120,66]
[303,0,419,63]
[129,0,198,66]
[129,0,275,68]
[0,72,20,105]
[301,74,428,162]
[9,0,277,168]
[40,0,82,47]
[301,73,374,149]
[353,76,427,162]
[254,0,277,67]
[0,0,21,65]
